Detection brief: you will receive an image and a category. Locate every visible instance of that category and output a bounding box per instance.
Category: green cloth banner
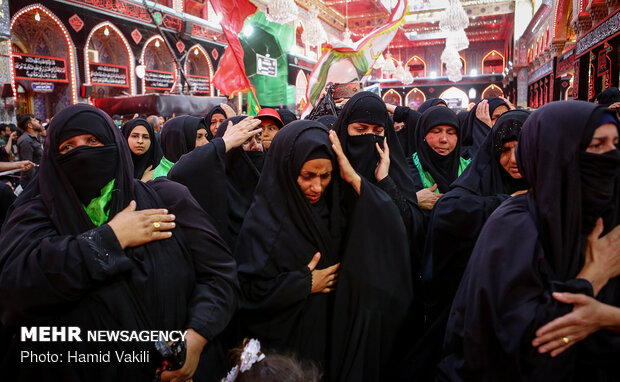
[240,12,296,107]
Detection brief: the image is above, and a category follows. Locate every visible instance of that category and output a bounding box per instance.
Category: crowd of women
[0,86,619,382]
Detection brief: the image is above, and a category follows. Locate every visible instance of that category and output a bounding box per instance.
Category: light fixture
[468,88,476,99]
[194,48,199,55]
[265,0,299,24]
[430,71,437,78]
[34,12,40,21]
[155,39,160,47]
[104,27,109,36]
[301,7,327,47]
[470,69,478,76]
[242,24,254,37]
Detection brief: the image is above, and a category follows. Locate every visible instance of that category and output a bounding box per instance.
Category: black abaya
[0,105,239,382]
[438,101,620,382]
[461,97,508,158]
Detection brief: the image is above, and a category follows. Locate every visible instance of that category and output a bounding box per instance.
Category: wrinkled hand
[141,165,155,182]
[220,103,237,119]
[160,329,207,382]
[375,141,390,182]
[475,99,493,128]
[532,292,606,357]
[577,219,620,295]
[222,117,262,152]
[307,252,340,294]
[329,130,361,194]
[499,96,515,110]
[416,184,442,210]
[108,201,175,249]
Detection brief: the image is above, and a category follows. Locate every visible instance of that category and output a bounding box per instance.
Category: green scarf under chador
[83,179,116,227]
[152,156,174,179]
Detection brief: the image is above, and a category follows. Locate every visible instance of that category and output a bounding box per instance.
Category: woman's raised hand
[108,200,176,249]
[577,219,620,295]
[329,130,361,194]
[375,140,390,182]
[222,117,262,152]
[307,252,340,294]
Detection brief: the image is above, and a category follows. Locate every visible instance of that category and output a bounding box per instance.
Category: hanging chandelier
[301,7,327,47]
[382,53,396,77]
[342,28,354,46]
[265,0,299,24]
[446,29,469,51]
[373,53,386,70]
[439,0,469,32]
[439,0,469,83]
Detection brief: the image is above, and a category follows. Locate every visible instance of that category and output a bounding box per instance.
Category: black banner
[144,69,175,90]
[13,53,68,82]
[90,63,129,87]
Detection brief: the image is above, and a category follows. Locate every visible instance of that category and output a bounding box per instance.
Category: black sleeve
[0,199,132,325]
[151,179,240,341]
[168,138,228,238]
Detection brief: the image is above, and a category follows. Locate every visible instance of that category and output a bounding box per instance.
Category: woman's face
[425,124,458,155]
[297,158,333,204]
[196,128,208,147]
[499,140,521,178]
[59,134,104,154]
[210,113,226,136]
[347,122,385,136]
[259,117,280,150]
[586,123,619,154]
[491,105,509,126]
[127,125,151,156]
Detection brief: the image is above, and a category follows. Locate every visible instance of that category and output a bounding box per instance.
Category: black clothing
[439,101,620,381]
[16,132,42,187]
[277,108,297,125]
[596,87,620,105]
[168,116,263,248]
[121,119,163,179]
[0,105,239,381]
[316,115,337,130]
[417,98,447,114]
[394,106,422,157]
[204,105,226,140]
[0,182,15,230]
[406,110,530,381]
[235,121,346,366]
[461,97,508,158]
[160,115,205,162]
[412,106,463,193]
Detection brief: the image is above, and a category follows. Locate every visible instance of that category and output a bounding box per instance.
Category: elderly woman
[0,105,239,381]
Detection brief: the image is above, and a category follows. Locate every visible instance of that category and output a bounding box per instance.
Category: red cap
[256,108,284,128]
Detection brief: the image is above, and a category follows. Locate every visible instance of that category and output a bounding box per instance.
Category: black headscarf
[415,105,462,193]
[333,91,418,203]
[277,108,297,126]
[461,97,508,157]
[417,98,447,114]
[516,101,620,279]
[121,118,163,179]
[235,120,345,363]
[394,106,422,157]
[204,105,226,140]
[316,115,337,130]
[596,87,620,105]
[454,109,530,196]
[160,115,205,162]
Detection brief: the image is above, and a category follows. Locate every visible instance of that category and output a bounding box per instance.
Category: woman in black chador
[0,105,239,381]
[235,118,414,381]
[439,101,620,381]
[121,118,163,181]
[405,110,530,381]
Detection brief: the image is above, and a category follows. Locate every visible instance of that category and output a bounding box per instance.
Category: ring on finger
[153,222,161,230]
[562,336,569,344]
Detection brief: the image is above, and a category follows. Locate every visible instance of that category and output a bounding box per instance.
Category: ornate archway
[141,35,178,93]
[481,84,504,99]
[405,87,426,109]
[382,89,402,106]
[185,44,214,96]
[481,50,504,74]
[10,4,78,117]
[439,86,469,109]
[85,21,135,98]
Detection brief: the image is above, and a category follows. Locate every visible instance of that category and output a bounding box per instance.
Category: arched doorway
[405,87,425,109]
[295,70,308,109]
[382,89,402,106]
[85,22,135,99]
[481,84,503,99]
[439,86,469,110]
[481,50,504,74]
[10,4,78,118]
[185,45,214,96]
[15,82,31,116]
[406,56,426,78]
[141,35,178,93]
